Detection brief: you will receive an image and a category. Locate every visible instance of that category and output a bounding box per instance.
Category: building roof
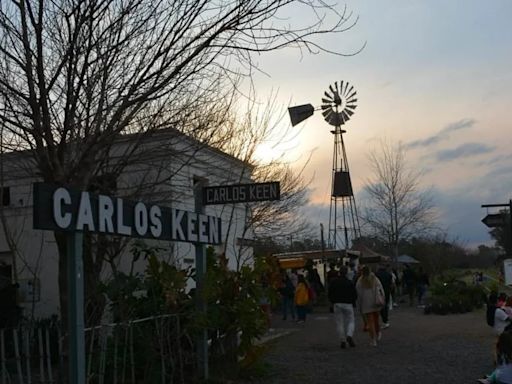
[396,254,420,264]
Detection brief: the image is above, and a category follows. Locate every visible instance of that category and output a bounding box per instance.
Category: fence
[0,314,190,384]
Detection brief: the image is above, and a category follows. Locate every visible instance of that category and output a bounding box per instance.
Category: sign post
[194,178,208,380]
[33,183,222,382]
[482,213,507,228]
[482,201,512,285]
[67,232,85,384]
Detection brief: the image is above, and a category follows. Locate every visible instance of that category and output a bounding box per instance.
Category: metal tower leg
[327,126,361,251]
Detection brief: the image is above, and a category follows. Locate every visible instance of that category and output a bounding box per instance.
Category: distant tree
[401,236,465,275]
[476,244,502,263]
[360,140,438,260]
[208,91,316,268]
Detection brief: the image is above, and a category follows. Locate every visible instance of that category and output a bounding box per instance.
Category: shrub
[427,276,486,315]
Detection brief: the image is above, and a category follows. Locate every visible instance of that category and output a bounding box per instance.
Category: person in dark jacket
[402,264,417,306]
[328,266,358,348]
[279,273,296,321]
[416,267,430,306]
[375,264,394,329]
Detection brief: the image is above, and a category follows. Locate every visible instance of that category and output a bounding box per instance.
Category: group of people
[328,264,394,348]
[277,262,430,349]
[481,292,512,383]
[278,268,324,324]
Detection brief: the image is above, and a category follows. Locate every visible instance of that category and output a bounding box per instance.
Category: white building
[0,128,255,319]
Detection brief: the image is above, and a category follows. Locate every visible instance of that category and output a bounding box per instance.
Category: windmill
[288,81,361,251]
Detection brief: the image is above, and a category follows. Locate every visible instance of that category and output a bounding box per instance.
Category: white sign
[504,259,512,286]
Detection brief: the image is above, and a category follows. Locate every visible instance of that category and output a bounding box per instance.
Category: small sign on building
[203,181,280,205]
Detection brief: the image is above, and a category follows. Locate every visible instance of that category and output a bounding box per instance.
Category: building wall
[0,130,254,318]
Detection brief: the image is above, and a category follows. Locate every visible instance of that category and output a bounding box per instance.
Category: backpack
[486,305,496,327]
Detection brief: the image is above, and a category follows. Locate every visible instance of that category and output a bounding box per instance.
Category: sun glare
[253,143,283,164]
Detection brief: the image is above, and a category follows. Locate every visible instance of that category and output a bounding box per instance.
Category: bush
[427,276,486,315]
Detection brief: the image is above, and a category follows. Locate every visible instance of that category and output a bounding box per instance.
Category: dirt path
[245,305,496,384]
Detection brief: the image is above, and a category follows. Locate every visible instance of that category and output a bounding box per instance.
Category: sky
[249,0,512,249]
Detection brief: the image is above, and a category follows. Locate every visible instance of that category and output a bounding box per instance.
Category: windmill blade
[322,108,333,120]
[347,95,357,104]
[322,81,357,126]
[347,90,357,100]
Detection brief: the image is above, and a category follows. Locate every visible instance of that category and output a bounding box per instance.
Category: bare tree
[210,91,313,268]
[361,140,437,259]
[0,0,359,323]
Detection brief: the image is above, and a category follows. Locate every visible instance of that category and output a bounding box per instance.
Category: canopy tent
[351,244,391,265]
[396,254,420,264]
[274,249,361,270]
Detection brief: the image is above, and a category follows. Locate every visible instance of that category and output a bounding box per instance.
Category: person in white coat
[356,266,385,346]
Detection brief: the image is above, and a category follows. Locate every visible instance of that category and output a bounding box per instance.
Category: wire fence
[0,314,190,384]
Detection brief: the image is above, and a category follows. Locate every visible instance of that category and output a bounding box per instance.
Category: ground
[243,304,496,384]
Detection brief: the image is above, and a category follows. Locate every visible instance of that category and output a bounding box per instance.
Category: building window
[0,187,10,206]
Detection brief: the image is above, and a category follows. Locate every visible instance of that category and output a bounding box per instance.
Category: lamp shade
[288,104,314,126]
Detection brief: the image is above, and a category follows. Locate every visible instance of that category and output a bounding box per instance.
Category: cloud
[435,142,495,162]
[406,118,476,149]
[429,187,495,248]
[486,165,512,178]
[477,153,512,167]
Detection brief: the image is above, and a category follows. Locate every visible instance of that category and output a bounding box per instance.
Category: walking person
[295,275,310,323]
[478,331,512,383]
[356,265,385,347]
[327,263,339,314]
[402,264,417,306]
[487,292,512,335]
[416,267,430,306]
[279,272,296,321]
[328,266,357,349]
[375,264,393,329]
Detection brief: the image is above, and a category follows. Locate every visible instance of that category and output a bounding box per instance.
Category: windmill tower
[288,81,361,251]
[321,81,361,250]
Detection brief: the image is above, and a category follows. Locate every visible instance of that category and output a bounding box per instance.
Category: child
[498,293,508,308]
[504,297,512,317]
[479,332,512,383]
[294,275,309,323]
